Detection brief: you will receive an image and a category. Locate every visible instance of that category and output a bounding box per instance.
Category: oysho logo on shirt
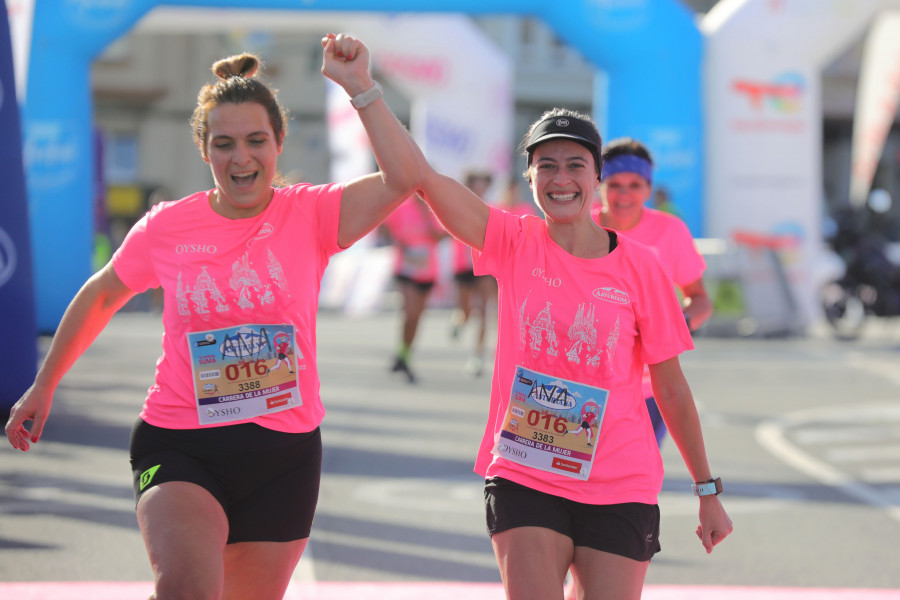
[592,287,630,305]
[176,244,218,254]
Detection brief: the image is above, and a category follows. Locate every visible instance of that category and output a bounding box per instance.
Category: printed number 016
[225,360,268,381]
[527,410,568,434]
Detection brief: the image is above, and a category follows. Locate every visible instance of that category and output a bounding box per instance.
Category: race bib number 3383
[493,366,609,480]
[187,324,302,425]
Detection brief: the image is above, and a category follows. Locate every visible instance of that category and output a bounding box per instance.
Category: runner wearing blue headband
[593,137,713,447]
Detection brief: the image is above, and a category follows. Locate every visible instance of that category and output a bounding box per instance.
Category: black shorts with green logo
[130,418,321,544]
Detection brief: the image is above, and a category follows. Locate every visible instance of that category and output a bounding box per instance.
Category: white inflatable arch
[702,0,900,325]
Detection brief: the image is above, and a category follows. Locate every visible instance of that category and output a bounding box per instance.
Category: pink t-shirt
[452,205,535,274]
[112,183,343,432]
[592,206,705,397]
[472,208,693,505]
[451,237,475,275]
[382,197,444,283]
[591,206,705,288]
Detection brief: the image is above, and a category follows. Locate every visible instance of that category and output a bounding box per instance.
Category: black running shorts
[130,418,321,544]
[484,477,661,562]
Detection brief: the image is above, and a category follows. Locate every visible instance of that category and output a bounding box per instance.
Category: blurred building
[90,2,899,243]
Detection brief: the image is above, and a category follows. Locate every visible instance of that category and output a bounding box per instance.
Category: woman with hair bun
[6,33,420,599]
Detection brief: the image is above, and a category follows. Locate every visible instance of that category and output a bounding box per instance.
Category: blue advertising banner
[0,0,37,413]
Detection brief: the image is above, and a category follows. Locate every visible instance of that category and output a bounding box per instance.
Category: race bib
[187,324,302,425]
[399,244,431,279]
[493,365,609,480]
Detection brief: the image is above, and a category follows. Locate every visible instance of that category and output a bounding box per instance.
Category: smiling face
[599,170,652,230]
[528,139,599,224]
[204,102,282,219]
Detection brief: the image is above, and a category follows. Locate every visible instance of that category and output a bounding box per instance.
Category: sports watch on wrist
[350,81,383,110]
[691,477,723,496]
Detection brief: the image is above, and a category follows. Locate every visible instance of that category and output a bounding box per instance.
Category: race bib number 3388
[187,324,302,425]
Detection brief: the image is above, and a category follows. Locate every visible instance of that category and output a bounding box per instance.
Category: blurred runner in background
[382,194,447,383]
[449,170,498,377]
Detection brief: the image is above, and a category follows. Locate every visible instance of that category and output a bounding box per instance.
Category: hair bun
[212,53,260,80]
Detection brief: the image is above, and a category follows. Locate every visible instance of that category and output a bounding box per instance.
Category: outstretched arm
[649,356,733,553]
[417,167,491,252]
[321,33,424,248]
[5,263,136,450]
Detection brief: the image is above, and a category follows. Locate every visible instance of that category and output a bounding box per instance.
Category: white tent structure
[702,0,900,327]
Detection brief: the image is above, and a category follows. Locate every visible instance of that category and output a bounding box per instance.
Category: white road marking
[826,445,900,463]
[756,403,900,523]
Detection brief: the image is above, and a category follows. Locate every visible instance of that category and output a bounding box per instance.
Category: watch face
[693,478,722,496]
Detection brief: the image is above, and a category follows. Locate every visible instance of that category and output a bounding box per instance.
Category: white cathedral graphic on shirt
[176,229,291,320]
[519,296,620,371]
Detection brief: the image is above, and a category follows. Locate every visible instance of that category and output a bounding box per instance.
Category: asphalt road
[1,308,899,589]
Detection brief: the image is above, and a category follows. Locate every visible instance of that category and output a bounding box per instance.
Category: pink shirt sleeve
[112,207,159,292]
[472,207,528,277]
[629,242,695,365]
[313,182,344,257]
[659,215,705,288]
[634,209,705,289]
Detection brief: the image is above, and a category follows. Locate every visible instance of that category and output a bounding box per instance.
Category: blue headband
[601,155,653,183]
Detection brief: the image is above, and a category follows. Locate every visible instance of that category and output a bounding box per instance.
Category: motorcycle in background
[821,191,900,339]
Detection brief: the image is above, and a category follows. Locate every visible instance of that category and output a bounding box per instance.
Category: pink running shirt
[472,207,693,505]
[591,206,705,288]
[453,205,534,274]
[451,237,475,275]
[112,183,343,432]
[382,196,444,283]
[592,206,706,397]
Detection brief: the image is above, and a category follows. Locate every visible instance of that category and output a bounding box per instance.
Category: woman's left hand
[321,33,373,96]
[696,496,733,553]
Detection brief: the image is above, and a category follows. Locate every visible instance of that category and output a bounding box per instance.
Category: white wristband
[350,81,383,110]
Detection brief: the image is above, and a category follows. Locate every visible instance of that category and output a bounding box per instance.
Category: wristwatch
[691,477,723,496]
[350,81,383,110]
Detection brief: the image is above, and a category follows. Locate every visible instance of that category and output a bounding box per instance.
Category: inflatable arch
[21,0,702,331]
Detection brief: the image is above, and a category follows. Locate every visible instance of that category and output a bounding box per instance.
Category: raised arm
[417,166,491,252]
[648,356,733,553]
[321,33,424,248]
[5,263,136,450]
